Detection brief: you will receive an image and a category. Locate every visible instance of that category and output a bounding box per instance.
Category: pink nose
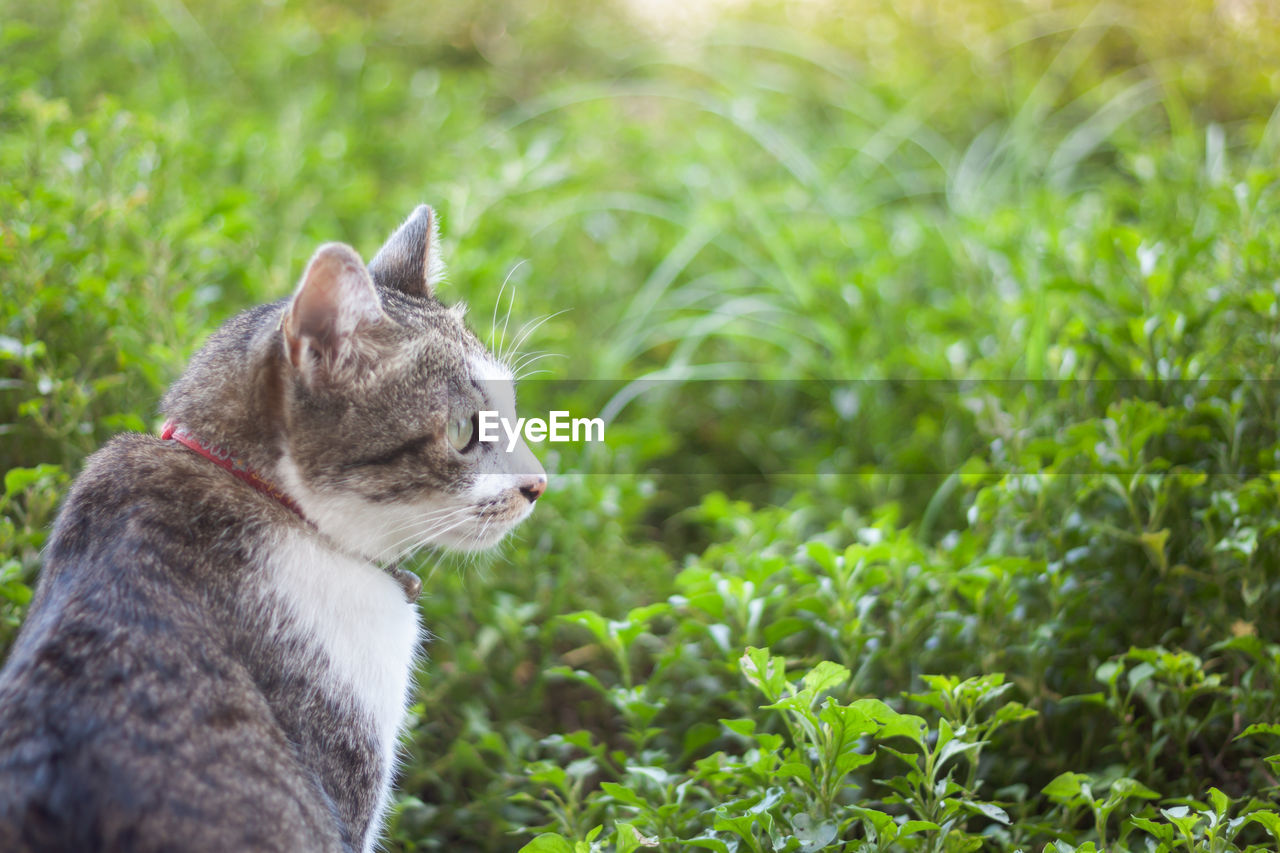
[519,476,547,503]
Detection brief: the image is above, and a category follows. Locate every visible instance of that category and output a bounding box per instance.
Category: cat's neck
[161,302,292,496]
[160,420,311,524]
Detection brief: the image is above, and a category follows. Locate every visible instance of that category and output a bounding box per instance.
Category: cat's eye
[447,409,478,453]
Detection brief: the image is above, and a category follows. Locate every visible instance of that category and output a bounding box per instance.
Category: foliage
[3,0,1279,850]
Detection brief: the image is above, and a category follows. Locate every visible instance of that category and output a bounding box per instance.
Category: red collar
[161,421,313,527]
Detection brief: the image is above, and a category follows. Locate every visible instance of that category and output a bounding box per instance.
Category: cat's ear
[368,204,445,298]
[283,243,385,379]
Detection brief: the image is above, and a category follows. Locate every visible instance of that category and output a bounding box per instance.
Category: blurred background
[3,1,1280,849]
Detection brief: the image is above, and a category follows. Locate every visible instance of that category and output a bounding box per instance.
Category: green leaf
[777,762,813,785]
[0,579,33,606]
[763,617,809,646]
[527,764,569,790]
[805,541,837,572]
[790,813,837,851]
[714,811,774,844]
[740,647,787,701]
[801,660,850,695]
[1160,805,1201,834]
[936,738,983,772]
[832,751,876,777]
[4,464,62,497]
[615,602,671,646]
[1109,777,1160,800]
[1235,723,1280,741]
[560,610,607,635]
[615,823,657,853]
[519,834,576,853]
[846,806,893,840]
[962,800,1010,825]
[879,744,922,772]
[899,820,940,836]
[818,699,877,739]
[1249,810,1280,840]
[1042,772,1090,803]
[853,699,927,747]
[546,666,609,696]
[1127,662,1157,690]
[747,787,785,814]
[1129,816,1173,842]
[601,782,647,808]
[992,701,1037,726]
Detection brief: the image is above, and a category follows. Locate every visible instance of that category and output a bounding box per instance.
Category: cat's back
[0,434,348,853]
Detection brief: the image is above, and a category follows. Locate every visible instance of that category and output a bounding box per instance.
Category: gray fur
[0,206,546,852]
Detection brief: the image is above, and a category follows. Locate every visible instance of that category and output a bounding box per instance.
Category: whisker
[373,506,472,545]
[508,350,547,378]
[370,507,474,564]
[490,261,526,353]
[410,558,443,594]
[509,348,548,369]
[389,515,475,564]
[505,309,572,365]
[498,273,520,363]
[511,351,565,378]
[413,515,474,550]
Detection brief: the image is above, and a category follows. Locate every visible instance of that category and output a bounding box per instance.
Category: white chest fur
[263,531,421,777]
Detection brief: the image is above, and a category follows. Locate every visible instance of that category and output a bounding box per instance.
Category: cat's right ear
[367,204,445,299]
[283,243,385,381]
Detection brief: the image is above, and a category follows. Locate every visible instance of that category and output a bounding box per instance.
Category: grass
[3,0,1280,850]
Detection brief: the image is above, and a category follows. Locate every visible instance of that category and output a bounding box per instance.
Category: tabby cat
[0,205,546,852]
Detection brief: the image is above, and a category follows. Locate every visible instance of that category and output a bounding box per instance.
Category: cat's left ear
[368,204,445,298]
[283,243,385,380]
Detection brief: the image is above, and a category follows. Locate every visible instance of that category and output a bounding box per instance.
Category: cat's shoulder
[61,432,289,536]
[65,431,221,507]
[76,430,223,485]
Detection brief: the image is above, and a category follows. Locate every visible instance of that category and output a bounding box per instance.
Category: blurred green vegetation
[4,0,1280,850]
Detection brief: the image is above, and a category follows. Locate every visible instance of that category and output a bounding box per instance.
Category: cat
[0,205,546,852]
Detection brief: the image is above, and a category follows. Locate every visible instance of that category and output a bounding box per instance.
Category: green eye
[447,409,476,452]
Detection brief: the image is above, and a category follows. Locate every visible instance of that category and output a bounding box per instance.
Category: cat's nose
[519,476,547,503]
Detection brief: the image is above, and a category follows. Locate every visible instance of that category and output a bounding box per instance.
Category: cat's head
[266,205,547,560]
